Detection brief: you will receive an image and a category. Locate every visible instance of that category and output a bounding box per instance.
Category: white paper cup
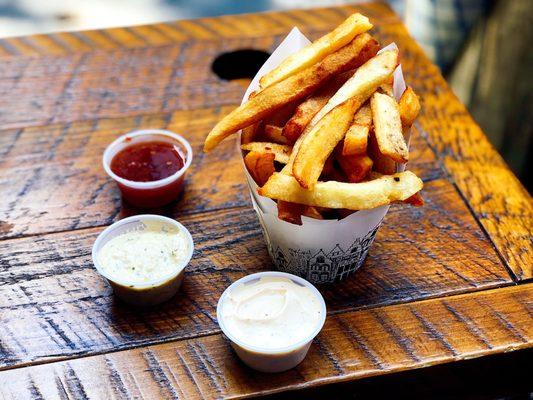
[217,271,326,373]
[92,215,194,306]
[251,196,388,284]
[103,129,193,208]
[237,31,408,284]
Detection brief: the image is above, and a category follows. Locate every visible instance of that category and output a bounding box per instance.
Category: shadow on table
[263,348,533,400]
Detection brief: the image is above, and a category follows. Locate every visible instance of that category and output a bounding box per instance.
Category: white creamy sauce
[220,276,322,349]
[98,222,189,284]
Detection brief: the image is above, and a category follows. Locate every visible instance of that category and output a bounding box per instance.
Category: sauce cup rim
[216,271,327,355]
[92,214,194,289]
[102,129,193,189]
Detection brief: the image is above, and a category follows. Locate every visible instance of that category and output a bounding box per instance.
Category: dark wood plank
[0,110,442,240]
[0,284,530,399]
[0,179,511,369]
[0,4,409,133]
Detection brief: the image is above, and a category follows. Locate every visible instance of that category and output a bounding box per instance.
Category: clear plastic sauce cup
[217,271,327,372]
[92,214,194,306]
[103,129,193,208]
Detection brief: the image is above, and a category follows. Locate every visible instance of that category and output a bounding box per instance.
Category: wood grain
[0,283,530,400]
[0,179,511,369]
[0,111,441,240]
[0,2,527,281]
[368,10,533,279]
[0,2,530,398]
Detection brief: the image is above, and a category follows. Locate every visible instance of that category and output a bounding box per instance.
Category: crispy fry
[204,33,378,152]
[241,122,261,144]
[320,154,335,179]
[258,171,424,210]
[398,86,421,127]
[244,151,276,186]
[368,129,396,174]
[263,100,300,127]
[293,98,360,189]
[263,125,288,144]
[379,83,394,97]
[336,150,373,183]
[309,49,399,127]
[241,142,292,164]
[282,70,359,144]
[302,206,324,220]
[402,192,424,206]
[260,13,372,88]
[277,200,305,225]
[342,104,371,155]
[371,92,408,163]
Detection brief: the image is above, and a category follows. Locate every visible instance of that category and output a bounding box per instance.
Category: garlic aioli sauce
[98,221,189,284]
[220,276,323,350]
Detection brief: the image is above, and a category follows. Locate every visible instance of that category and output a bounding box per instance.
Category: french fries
[282,70,356,144]
[371,92,409,163]
[342,104,371,155]
[260,13,372,88]
[206,13,425,225]
[244,151,276,186]
[241,142,291,164]
[398,86,421,127]
[309,49,399,127]
[293,98,360,189]
[368,131,396,174]
[204,33,378,151]
[241,122,260,144]
[263,125,288,144]
[258,171,423,210]
[302,206,324,220]
[277,200,305,225]
[403,192,424,206]
[336,151,373,183]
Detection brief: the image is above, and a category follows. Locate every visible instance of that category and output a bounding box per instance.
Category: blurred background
[0,0,530,190]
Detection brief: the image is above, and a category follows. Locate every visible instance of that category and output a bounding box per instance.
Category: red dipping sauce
[103,130,192,208]
[110,141,184,182]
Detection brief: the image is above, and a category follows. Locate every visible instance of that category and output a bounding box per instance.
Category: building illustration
[269,223,382,283]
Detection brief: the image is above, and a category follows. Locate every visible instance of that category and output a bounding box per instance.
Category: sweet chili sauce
[110,139,187,208]
[110,141,184,182]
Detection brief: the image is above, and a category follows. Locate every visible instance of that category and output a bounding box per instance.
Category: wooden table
[0,3,531,399]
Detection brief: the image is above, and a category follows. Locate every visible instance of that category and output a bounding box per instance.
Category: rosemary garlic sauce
[220,276,323,350]
[98,220,190,284]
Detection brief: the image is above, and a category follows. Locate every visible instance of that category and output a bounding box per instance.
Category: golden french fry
[277,200,305,225]
[402,192,424,206]
[309,49,399,127]
[302,206,324,220]
[342,104,371,155]
[241,122,260,144]
[263,125,288,144]
[368,129,396,174]
[398,86,421,127]
[379,83,394,97]
[336,151,373,183]
[244,151,276,186]
[264,99,300,127]
[258,171,424,210]
[259,13,372,88]
[282,70,360,144]
[204,33,378,152]
[293,98,360,189]
[371,91,408,163]
[241,142,292,164]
